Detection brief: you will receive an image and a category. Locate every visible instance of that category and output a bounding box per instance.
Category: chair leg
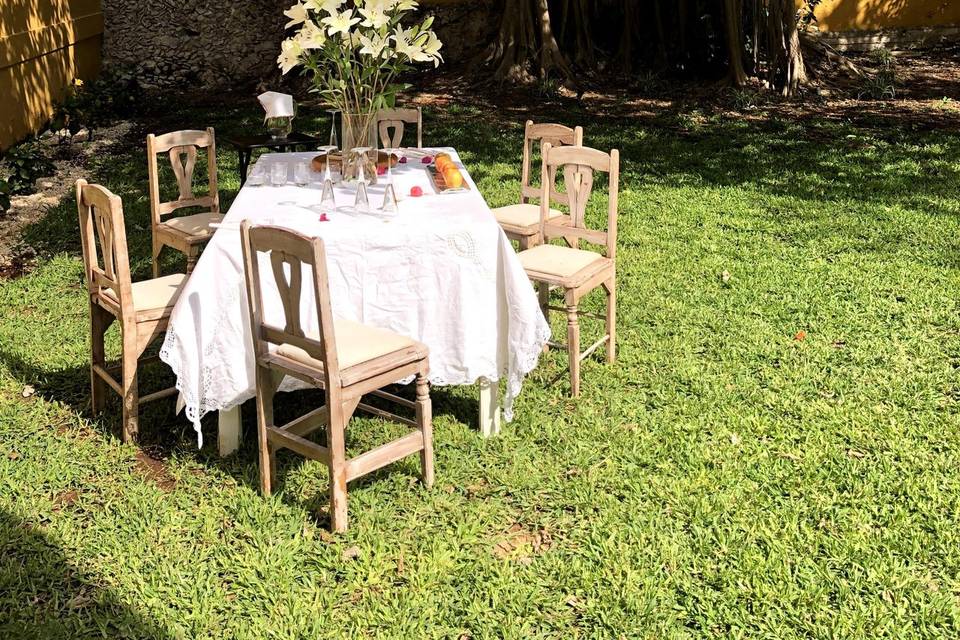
[416,372,434,489]
[151,238,162,279]
[605,276,617,364]
[518,235,530,252]
[90,305,112,414]
[120,330,139,443]
[186,247,200,275]
[254,365,278,496]
[566,292,580,397]
[327,400,349,533]
[538,281,550,322]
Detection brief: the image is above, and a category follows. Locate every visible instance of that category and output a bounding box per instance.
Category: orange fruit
[435,156,453,173]
[442,167,463,189]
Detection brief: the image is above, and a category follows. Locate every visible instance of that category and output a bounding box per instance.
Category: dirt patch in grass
[0,122,134,279]
[134,449,177,492]
[492,523,554,564]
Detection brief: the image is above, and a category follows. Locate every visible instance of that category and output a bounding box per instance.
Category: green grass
[1,96,959,638]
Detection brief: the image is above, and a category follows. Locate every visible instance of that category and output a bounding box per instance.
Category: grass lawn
[1,94,959,638]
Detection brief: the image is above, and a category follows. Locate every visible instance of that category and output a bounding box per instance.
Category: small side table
[222,132,322,185]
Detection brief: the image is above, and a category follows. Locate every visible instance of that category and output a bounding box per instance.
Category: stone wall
[101,0,496,90]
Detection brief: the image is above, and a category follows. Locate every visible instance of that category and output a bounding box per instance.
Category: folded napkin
[258,91,294,120]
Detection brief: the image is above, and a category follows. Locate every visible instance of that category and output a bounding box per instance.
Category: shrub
[51,67,145,137]
[859,48,897,100]
[0,177,10,213]
[1,141,56,198]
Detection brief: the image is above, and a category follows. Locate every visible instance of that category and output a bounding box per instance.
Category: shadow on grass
[0,509,170,639]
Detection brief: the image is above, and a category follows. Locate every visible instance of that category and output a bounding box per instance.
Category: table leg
[218,405,242,456]
[238,151,250,186]
[478,378,502,438]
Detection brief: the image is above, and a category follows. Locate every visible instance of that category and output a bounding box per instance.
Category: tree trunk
[485,0,575,85]
[724,0,748,86]
[767,0,807,96]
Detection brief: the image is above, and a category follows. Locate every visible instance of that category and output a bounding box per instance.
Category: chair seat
[161,211,224,240]
[492,203,563,233]
[100,274,186,313]
[277,318,428,385]
[519,244,613,288]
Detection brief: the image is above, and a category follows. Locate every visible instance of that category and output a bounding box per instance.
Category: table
[160,148,551,453]
[221,132,321,185]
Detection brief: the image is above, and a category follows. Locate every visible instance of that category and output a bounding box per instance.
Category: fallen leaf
[729,432,741,446]
[7,451,19,460]
[341,545,360,561]
[21,385,35,398]
[794,330,807,342]
[721,270,731,283]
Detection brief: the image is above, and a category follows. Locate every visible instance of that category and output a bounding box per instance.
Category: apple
[410,186,423,197]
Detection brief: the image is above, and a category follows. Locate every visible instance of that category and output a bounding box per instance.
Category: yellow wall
[805,0,960,32]
[0,0,103,151]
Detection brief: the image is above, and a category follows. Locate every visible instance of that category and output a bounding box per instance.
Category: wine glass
[380,146,399,214]
[352,147,372,214]
[327,110,340,149]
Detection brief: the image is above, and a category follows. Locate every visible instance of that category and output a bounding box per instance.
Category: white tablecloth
[160,148,550,446]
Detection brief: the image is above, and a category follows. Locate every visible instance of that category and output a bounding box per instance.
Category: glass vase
[340,112,378,183]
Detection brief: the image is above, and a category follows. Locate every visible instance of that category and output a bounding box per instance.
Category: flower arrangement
[278,0,442,152]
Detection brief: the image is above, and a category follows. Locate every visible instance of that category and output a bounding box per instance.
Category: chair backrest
[375,107,422,149]
[75,179,134,313]
[146,127,220,226]
[540,144,620,260]
[519,120,584,206]
[240,221,341,387]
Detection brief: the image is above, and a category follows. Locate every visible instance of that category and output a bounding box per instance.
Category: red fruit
[421,156,433,164]
[319,213,329,222]
[399,156,408,164]
[376,165,387,176]
[410,186,423,197]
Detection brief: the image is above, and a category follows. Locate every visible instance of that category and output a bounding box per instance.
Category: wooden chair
[147,128,223,277]
[492,121,583,251]
[240,221,434,532]
[76,180,185,442]
[517,144,619,397]
[375,107,423,149]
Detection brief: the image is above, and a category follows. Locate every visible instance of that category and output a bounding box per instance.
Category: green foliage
[51,68,144,136]
[534,77,562,100]
[0,101,959,637]
[0,177,10,213]
[728,87,759,110]
[0,141,55,197]
[860,49,897,100]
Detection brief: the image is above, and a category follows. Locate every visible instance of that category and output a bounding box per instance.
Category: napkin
[258,91,295,121]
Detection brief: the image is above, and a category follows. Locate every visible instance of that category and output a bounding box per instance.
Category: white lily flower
[277,37,304,74]
[284,2,309,28]
[306,0,344,14]
[321,9,361,36]
[417,31,443,66]
[358,32,389,58]
[391,26,423,60]
[358,5,390,29]
[395,0,418,10]
[296,20,327,49]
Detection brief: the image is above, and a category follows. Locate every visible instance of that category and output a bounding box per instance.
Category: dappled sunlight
[0,0,102,150]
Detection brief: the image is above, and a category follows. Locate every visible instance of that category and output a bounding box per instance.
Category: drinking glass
[294,162,310,187]
[270,162,288,187]
[247,164,266,187]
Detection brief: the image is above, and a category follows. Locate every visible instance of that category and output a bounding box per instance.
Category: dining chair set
[492,121,620,397]
[74,109,617,531]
